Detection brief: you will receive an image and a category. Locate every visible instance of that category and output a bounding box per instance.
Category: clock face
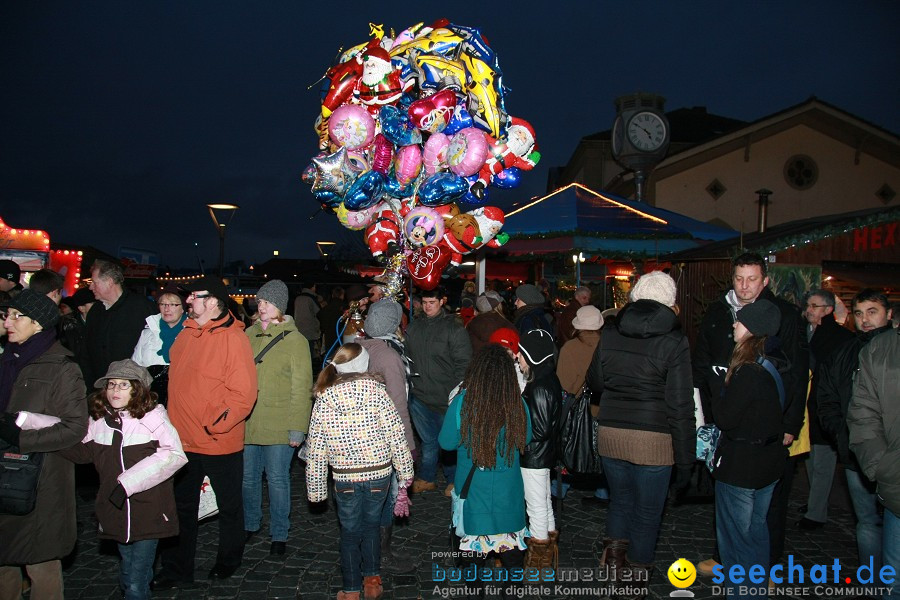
[611,116,624,157]
[626,111,667,152]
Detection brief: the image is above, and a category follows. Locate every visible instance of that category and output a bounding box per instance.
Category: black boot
[380,525,414,574]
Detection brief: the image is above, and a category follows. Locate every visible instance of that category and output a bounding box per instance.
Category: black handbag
[558,385,602,474]
[0,441,44,515]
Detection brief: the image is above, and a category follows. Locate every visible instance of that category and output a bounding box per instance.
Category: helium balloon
[407,244,451,291]
[379,105,423,147]
[447,128,489,177]
[370,134,394,174]
[312,147,358,197]
[422,132,450,175]
[403,206,445,248]
[328,104,376,150]
[419,172,468,207]
[365,203,402,258]
[443,103,474,134]
[313,189,341,208]
[493,167,522,189]
[336,201,380,230]
[383,175,417,199]
[343,170,385,210]
[393,144,423,186]
[407,88,457,133]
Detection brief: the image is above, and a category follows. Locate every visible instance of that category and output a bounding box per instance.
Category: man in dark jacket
[556,286,591,347]
[848,322,900,590]
[819,289,893,570]
[799,289,854,530]
[406,286,471,495]
[85,260,155,387]
[513,284,554,339]
[692,252,808,575]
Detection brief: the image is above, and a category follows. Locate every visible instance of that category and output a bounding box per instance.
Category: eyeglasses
[158,303,182,308]
[2,311,30,321]
[106,381,132,391]
[189,293,211,299]
[805,303,828,309]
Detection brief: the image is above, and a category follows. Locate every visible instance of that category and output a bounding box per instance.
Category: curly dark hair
[459,344,527,469]
[89,380,158,420]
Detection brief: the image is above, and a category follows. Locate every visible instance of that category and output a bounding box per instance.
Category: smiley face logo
[667,558,696,588]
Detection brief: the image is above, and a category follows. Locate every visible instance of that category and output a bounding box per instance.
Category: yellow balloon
[667,558,697,588]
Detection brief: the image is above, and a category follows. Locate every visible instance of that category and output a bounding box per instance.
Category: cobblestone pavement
[58,460,866,600]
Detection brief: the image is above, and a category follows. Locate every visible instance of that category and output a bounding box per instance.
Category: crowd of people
[0,253,897,600]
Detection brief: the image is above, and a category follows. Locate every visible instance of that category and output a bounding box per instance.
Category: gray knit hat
[515,284,544,305]
[94,359,153,389]
[9,288,59,330]
[257,279,289,314]
[737,299,781,338]
[475,290,503,313]
[631,271,677,307]
[364,299,403,338]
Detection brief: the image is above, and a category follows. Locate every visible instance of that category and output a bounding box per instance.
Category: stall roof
[499,183,737,257]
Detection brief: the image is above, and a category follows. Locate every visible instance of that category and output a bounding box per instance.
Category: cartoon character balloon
[403,206,445,248]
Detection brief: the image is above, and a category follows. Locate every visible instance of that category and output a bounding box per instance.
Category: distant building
[558,97,900,233]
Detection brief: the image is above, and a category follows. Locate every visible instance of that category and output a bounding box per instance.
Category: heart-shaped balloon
[407,89,458,133]
[406,244,450,291]
[343,170,384,210]
[419,172,468,207]
[380,105,423,147]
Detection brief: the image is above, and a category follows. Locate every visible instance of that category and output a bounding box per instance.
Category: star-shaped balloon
[311,147,359,197]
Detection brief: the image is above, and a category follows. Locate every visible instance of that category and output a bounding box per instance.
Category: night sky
[2,1,898,270]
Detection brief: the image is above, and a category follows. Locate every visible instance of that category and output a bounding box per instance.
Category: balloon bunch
[303,19,540,292]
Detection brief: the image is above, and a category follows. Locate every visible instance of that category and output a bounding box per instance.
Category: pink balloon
[447,127,489,177]
[422,132,450,175]
[408,89,458,133]
[394,144,423,186]
[328,104,376,150]
[371,134,393,174]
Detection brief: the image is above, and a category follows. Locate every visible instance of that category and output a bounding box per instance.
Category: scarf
[376,332,414,387]
[0,329,58,412]
[157,313,187,363]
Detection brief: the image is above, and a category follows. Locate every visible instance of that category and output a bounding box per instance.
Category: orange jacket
[168,312,257,455]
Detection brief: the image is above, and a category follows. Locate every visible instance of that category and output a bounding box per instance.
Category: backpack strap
[757,357,785,410]
[459,464,478,500]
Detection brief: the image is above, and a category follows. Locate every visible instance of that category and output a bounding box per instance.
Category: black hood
[616,299,680,339]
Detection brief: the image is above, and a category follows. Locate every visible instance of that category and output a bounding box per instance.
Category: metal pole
[218,226,226,278]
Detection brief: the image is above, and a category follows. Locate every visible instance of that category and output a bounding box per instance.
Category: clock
[626,111,667,152]
[611,115,624,157]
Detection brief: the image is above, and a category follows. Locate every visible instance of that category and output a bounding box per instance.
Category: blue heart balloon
[444,104,474,135]
[313,189,341,208]
[492,167,522,189]
[419,172,468,207]
[342,170,384,210]
[383,174,417,199]
[379,105,422,147]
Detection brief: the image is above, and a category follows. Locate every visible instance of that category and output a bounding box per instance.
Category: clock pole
[610,93,671,203]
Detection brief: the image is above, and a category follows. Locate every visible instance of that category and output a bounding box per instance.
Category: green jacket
[245,317,314,445]
[439,389,531,536]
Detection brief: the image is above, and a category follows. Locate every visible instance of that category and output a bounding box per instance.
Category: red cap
[488,327,520,354]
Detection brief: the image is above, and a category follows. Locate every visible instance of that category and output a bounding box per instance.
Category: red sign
[853,223,897,252]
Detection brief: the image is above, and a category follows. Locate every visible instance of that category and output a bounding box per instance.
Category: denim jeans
[601,456,672,564]
[379,469,400,527]
[119,539,158,600]
[845,468,882,569]
[243,444,295,541]
[804,444,837,522]
[716,480,776,600]
[409,395,455,484]
[884,508,899,600]
[334,475,390,592]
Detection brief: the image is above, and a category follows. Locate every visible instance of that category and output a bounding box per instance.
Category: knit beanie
[9,289,59,330]
[515,284,544,305]
[364,299,403,338]
[572,305,604,331]
[736,298,781,338]
[257,280,289,314]
[630,271,677,307]
[518,329,556,366]
[475,291,502,313]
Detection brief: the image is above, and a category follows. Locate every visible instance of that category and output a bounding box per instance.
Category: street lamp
[572,252,585,288]
[207,203,239,278]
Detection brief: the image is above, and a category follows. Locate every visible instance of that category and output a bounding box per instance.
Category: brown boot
[336,592,360,600]
[598,538,628,580]
[362,575,383,600]
[620,561,653,600]
[524,538,552,576]
[547,531,559,571]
